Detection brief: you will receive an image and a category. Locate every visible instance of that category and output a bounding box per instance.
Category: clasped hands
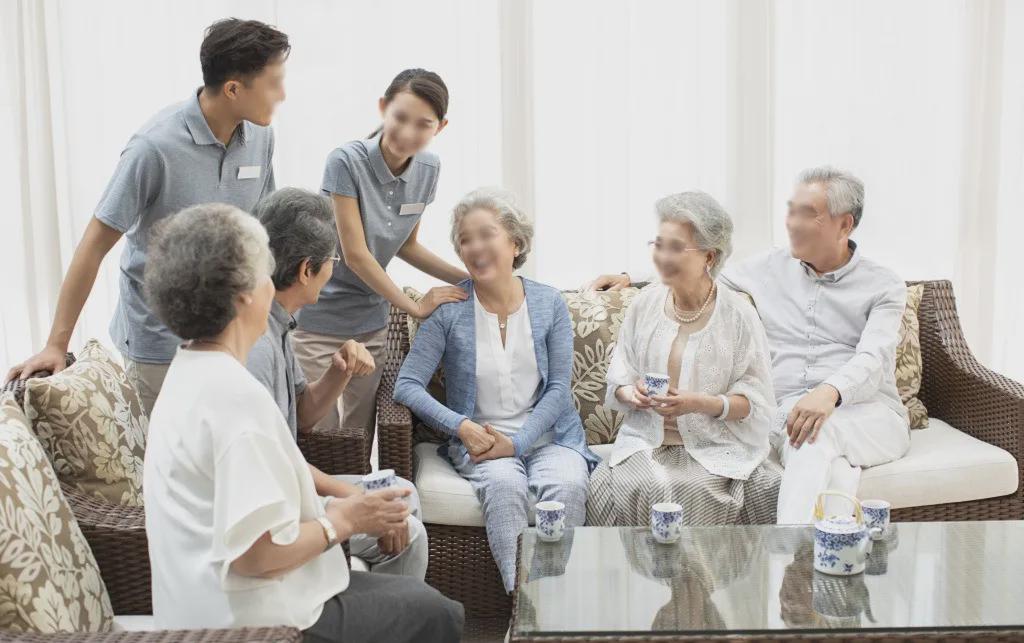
[458,419,515,463]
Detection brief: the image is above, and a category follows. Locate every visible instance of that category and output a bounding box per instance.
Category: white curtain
[2,0,1022,381]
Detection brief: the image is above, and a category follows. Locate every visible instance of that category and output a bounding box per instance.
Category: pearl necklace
[672,281,716,324]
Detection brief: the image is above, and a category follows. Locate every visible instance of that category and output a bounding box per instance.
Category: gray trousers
[334,475,428,580]
[452,443,590,592]
[122,357,170,420]
[303,571,464,643]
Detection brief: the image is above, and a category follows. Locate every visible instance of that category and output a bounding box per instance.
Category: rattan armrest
[297,425,369,476]
[0,626,302,642]
[916,280,1024,495]
[61,484,151,616]
[376,305,416,480]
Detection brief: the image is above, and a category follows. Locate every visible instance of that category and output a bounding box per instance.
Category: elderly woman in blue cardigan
[394,188,598,592]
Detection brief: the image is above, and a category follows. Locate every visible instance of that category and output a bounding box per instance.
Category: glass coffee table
[511,522,1024,641]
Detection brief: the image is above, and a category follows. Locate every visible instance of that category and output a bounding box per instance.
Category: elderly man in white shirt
[586,166,911,524]
[720,166,910,523]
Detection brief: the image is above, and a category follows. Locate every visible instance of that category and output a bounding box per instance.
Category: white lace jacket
[605,283,776,480]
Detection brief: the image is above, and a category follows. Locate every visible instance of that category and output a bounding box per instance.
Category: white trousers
[774,395,910,524]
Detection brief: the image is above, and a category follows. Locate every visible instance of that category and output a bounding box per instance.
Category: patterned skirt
[586,446,782,526]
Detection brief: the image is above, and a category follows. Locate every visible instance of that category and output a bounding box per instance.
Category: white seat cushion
[112,615,155,631]
[414,418,1018,525]
[858,417,1018,508]
[414,442,520,527]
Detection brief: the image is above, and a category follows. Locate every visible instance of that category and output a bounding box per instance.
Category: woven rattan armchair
[376,279,1024,617]
[0,353,368,630]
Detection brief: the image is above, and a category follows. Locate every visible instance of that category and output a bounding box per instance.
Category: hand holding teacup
[617,373,666,411]
[649,388,706,420]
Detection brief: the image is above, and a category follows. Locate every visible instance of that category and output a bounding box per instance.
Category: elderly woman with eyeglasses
[586,191,781,527]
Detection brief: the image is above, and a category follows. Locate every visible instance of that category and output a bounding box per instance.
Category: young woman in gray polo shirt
[294,69,470,438]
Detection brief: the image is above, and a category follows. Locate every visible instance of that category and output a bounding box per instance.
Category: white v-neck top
[473,296,551,449]
[145,348,347,630]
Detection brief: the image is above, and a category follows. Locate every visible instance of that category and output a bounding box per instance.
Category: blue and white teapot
[813,491,882,576]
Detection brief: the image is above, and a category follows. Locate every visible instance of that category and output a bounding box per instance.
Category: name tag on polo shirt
[237,165,262,180]
[398,202,426,216]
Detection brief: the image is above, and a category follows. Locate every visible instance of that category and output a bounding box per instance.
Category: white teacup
[363,468,396,492]
[861,499,891,538]
[535,501,566,542]
[650,502,684,544]
[644,372,670,398]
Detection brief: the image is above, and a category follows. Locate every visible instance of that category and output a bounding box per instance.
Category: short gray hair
[450,187,534,270]
[253,187,337,289]
[654,191,734,278]
[145,203,273,340]
[797,165,865,228]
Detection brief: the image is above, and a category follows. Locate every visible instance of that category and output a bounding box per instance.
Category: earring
[705,265,712,276]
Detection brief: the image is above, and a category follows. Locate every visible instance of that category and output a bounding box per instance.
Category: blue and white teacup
[861,499,891,538]
[535,501,566,542]
[650,502,684,544]
[363,468,396,492]
[644,372,670,398]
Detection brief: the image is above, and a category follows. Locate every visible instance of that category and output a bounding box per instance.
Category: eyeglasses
[647,240,706,255]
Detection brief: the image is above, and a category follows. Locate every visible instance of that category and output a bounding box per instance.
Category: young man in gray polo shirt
[246,187,428,580]
[6,19,289,416]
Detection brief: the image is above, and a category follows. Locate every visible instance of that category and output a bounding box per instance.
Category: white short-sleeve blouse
[144,348,347,630]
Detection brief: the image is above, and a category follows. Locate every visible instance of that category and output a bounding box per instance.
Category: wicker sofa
[377,279,1024,618]
[0,368,368,637]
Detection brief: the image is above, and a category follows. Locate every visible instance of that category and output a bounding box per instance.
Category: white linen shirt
[144,348,347,631]
[605,284,776,480]
[720,243,909,426]
[473,297,552,450]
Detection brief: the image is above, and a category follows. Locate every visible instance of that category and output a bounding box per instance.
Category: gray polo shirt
[246,300,308,439]
[296,133,440,337]
[96,89,276,363]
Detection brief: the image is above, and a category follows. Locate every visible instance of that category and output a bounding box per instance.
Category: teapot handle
[813,490,864,525]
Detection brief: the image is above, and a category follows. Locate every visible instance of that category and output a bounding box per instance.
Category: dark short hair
[200,18,290,89]
[253,188,337,290]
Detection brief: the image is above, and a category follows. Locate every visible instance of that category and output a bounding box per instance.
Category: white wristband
[716,394,730,420]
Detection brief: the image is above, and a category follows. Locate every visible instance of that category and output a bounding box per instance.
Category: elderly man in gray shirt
[246,187,428,580]
[720,167,910,524]
[5,19,288,416]
[586,166,910,524]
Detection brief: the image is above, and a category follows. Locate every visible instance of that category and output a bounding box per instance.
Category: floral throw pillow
[0,395,114,633]
[23,340,147,505]
[896,284,929,429]
[561,287,642,445]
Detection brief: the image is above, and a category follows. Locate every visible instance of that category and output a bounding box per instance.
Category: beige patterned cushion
[0,395,113,633]
[563,287,642,445]
[23,340,147,506]
[896,284,928,429]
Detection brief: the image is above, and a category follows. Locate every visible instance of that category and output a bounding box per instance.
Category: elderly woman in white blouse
[142,203,462,642]
[586,191,781,527]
